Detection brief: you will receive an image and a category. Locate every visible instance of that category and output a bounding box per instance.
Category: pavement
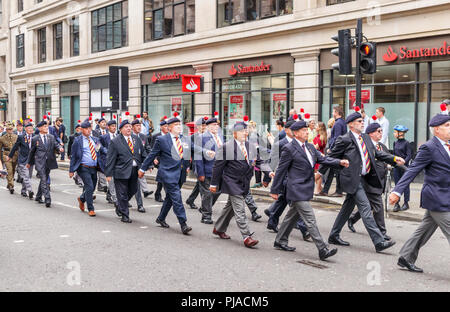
[0,167,449,292]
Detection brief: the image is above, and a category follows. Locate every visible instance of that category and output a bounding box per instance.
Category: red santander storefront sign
[152,71,181,83]
[383,41,450,63]
[229,61,271,76]
[182,75,202,93]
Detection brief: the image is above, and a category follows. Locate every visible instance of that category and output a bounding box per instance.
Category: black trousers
[114,167,139,218]
[321,167,342,194]
[349,192,387,235]
[186,181,200,204]
[155,182,163,197]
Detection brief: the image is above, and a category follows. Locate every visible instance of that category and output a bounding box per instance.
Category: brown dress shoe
[213,228,230,239]
[88,211,96,217]
[329,192,343,197]
[244,236,259,248]
[78,197,85,212]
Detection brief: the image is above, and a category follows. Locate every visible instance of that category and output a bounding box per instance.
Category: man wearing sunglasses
[326,111,405,253]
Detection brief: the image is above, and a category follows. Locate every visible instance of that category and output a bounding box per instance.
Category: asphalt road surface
[0,169,449,292]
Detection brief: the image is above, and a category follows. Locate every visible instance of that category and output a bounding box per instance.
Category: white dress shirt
[109,132,116,140]
[123,135,137,167]
[286,136,293,143]
[436,136,450,158]
[295,138,314,167]
[377,116,390,147]
[351,131,368,176]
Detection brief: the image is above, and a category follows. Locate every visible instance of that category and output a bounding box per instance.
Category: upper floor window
[38,27,46,63]
[0,0,2,24]
[70,17,80,56]
[53,23,63,60]
[18,0,24,12]
[326,0,355,5]
[144,0,195,42]
[217,0,293,27]
[91,1,128,53]
[16,34,25,68]
[36,0,43,3]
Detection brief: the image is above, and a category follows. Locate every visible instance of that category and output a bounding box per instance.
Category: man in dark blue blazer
[139,117,193,235]
[150,117,170,202]
[69,119,107,217]
[9,123,35,199]
[105,120,147,223]
[270,120,348,260]
[100,120,118,204]
[390,114,450,273]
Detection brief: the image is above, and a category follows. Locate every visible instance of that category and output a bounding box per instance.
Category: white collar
[435,136,448,146]
[294,138,307,147]
[286,136,293,143]
[351,130,362,139]
[235,139,245,146]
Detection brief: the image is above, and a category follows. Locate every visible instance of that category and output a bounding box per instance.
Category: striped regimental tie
[175,137,183,159]
[88,138,97,161]
[240,142,248,163]
[127,137,134,154]
[358,135,370,173]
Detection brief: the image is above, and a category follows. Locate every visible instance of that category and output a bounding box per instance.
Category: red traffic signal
[360,42,377,74]
[360,43,373,56]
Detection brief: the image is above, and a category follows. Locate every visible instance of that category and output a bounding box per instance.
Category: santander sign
[383,41,450,62]
[229,61,271,76]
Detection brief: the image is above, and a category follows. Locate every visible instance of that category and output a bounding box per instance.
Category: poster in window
[171,96,182,113]
[228,94,245,121]
[271,92,287,123]
[347,88,373,110]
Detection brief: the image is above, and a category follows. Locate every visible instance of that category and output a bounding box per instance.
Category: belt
[3,148,11,151]
[81,164,97,169]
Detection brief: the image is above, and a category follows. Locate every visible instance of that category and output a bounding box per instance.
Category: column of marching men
[0,105,449,274]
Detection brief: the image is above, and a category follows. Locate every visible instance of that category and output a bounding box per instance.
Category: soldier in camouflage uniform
[0,123,19,193]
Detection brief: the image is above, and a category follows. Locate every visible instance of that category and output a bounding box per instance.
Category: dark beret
[160,120,167,126]
[365,122,381,134]
[345,112,362,124]
[233,121,247,131]
[290,120,308,131]
[75,124,81,129]
[119,119,130,129]
[428,113,450,127]
[80,119,92,129]
[24,123,33,128]
[167,117,181,125]
[36,121,47,128]
[205,118,218,125]
[195,118,204,126]
[98,118,106,123]
[107,120,116,126]
[285,120,296,129]
[131,119,141,126]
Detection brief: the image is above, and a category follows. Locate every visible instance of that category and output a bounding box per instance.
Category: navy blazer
[211,140,261,196]
[328,117,347,149]
[271,140,342,202]
[69,135,106,173]
[140,133,191,185]
[393,137,450,212]
[194,131,224,178]
[27,134,60,172]
[9,134,32,164]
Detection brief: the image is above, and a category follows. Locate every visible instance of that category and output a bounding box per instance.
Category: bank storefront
[320,35,450,149]
[141,66,195,132]
[213,55,294,135]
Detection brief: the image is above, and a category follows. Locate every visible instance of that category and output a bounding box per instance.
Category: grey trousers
[17,163,33,193]
[98,171,107,188]
[329,180,385,246]
[276,201,327,251]
[350,191,387,235]
[198,177,220,220]
[138,176,149,193]
[400,210,450,264]
[244,191,258,214]
[215,195,252,239]
[108,177,117,202]
[134,182,143,207]
[74,172,83,186]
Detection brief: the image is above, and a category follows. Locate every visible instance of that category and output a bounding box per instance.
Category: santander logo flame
[186,78,198,91]
[229,64,238,76]
[383,46,398,62]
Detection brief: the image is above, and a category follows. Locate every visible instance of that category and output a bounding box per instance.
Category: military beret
[16,121,23,126]
[428,113,450,127]
[167,117,181,125]
[285,120,296,129]
[205,118,218,125]
[233,121,247,131]
[195,117,205,126]
[24,123,33,128]
[131,119,141,126]
[98,118,106,124]
[365,122,381,134]
[75,124,81,129]
[160,120,167,126]
[345,112,362,124]
[290,120,308,131]
[36,121,47,128]
[119,119,130,129]
[107,120,116,126]
[80,119,92,128]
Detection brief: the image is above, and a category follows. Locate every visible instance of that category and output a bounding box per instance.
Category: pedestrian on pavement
[139,115,193,234]
[100,120,118,206]
[307,119,317,144]
[270,120,348,260]
[347,123,398,241]
[27,120,64,207]
[361,109,370,133]
[390,113,450,273]
[141,112,154,136]
[55,117,67,161]
[373,107,390,146]
[105,120,147,223]
[0,123,19,194]
[443,99,450,115]
[8,123,34,199]
[150,117,170,203]
[326,111,404,253]
[69,119,106,217]
[392,125,412,212]
[210,118,263,248]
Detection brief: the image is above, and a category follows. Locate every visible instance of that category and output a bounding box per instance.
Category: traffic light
[331,29,352,75]
[360,42,377,74]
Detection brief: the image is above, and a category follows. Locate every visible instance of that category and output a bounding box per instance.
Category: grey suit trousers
[198,177,220,220]
[400,210,450,264]
[138,176,149,193]
[215,195,252,239]
[276,201,327,251]
[17,164,33,193]
[350,192,387,235]
[98,171,107,188]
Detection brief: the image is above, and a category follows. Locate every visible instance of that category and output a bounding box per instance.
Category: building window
[326,0,355,5]
[70,17,80,56]
[35,83,52,120]
[18,0,24,12]
[38,27,46,63]
[53,23,63,60]
[36,0,43,3]
[16,34,25,68]
[91,1,128,53]
[0,0,2,24]
[144,0,195,42]
[217,0,293,27]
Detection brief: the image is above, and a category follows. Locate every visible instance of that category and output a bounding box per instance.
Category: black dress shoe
[328,236,350,246]
[393,203,401,212]
[143,191,154,198]
[137,206,146,213]
[274,241,296,252]
[45,202,51,208]
[37,198,44,204]
[375,240,396,253]
[397,256,423,273]
[181,223,192,235]
[267,224,279,233]
[128,203,132,208]
[319,247,338,260]
[348,219,356,233]
[28,192,34,200]
[156,218,170,228]
[400,202,410,211]
[21,192,28,197]
[114,203,122,217]
[383,234,392,241]
[98,186,107,193]
[302,231,312,242]
[9,189,14,194]
[251,212,262,222]
[154,195,164,202]
[264,209,271,217]
[186,201,198,210]
[201,218,213,224]
[121,216,132,223]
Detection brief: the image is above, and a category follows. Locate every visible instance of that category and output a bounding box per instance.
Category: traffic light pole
[118,68,122,123]
[355,18,362,109]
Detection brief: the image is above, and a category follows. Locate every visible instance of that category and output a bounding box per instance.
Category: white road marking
[60,235,70,238]
[102,230,111,233]
[95,209,114,212]
[14,240,24,243]
[140,226,148,229]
